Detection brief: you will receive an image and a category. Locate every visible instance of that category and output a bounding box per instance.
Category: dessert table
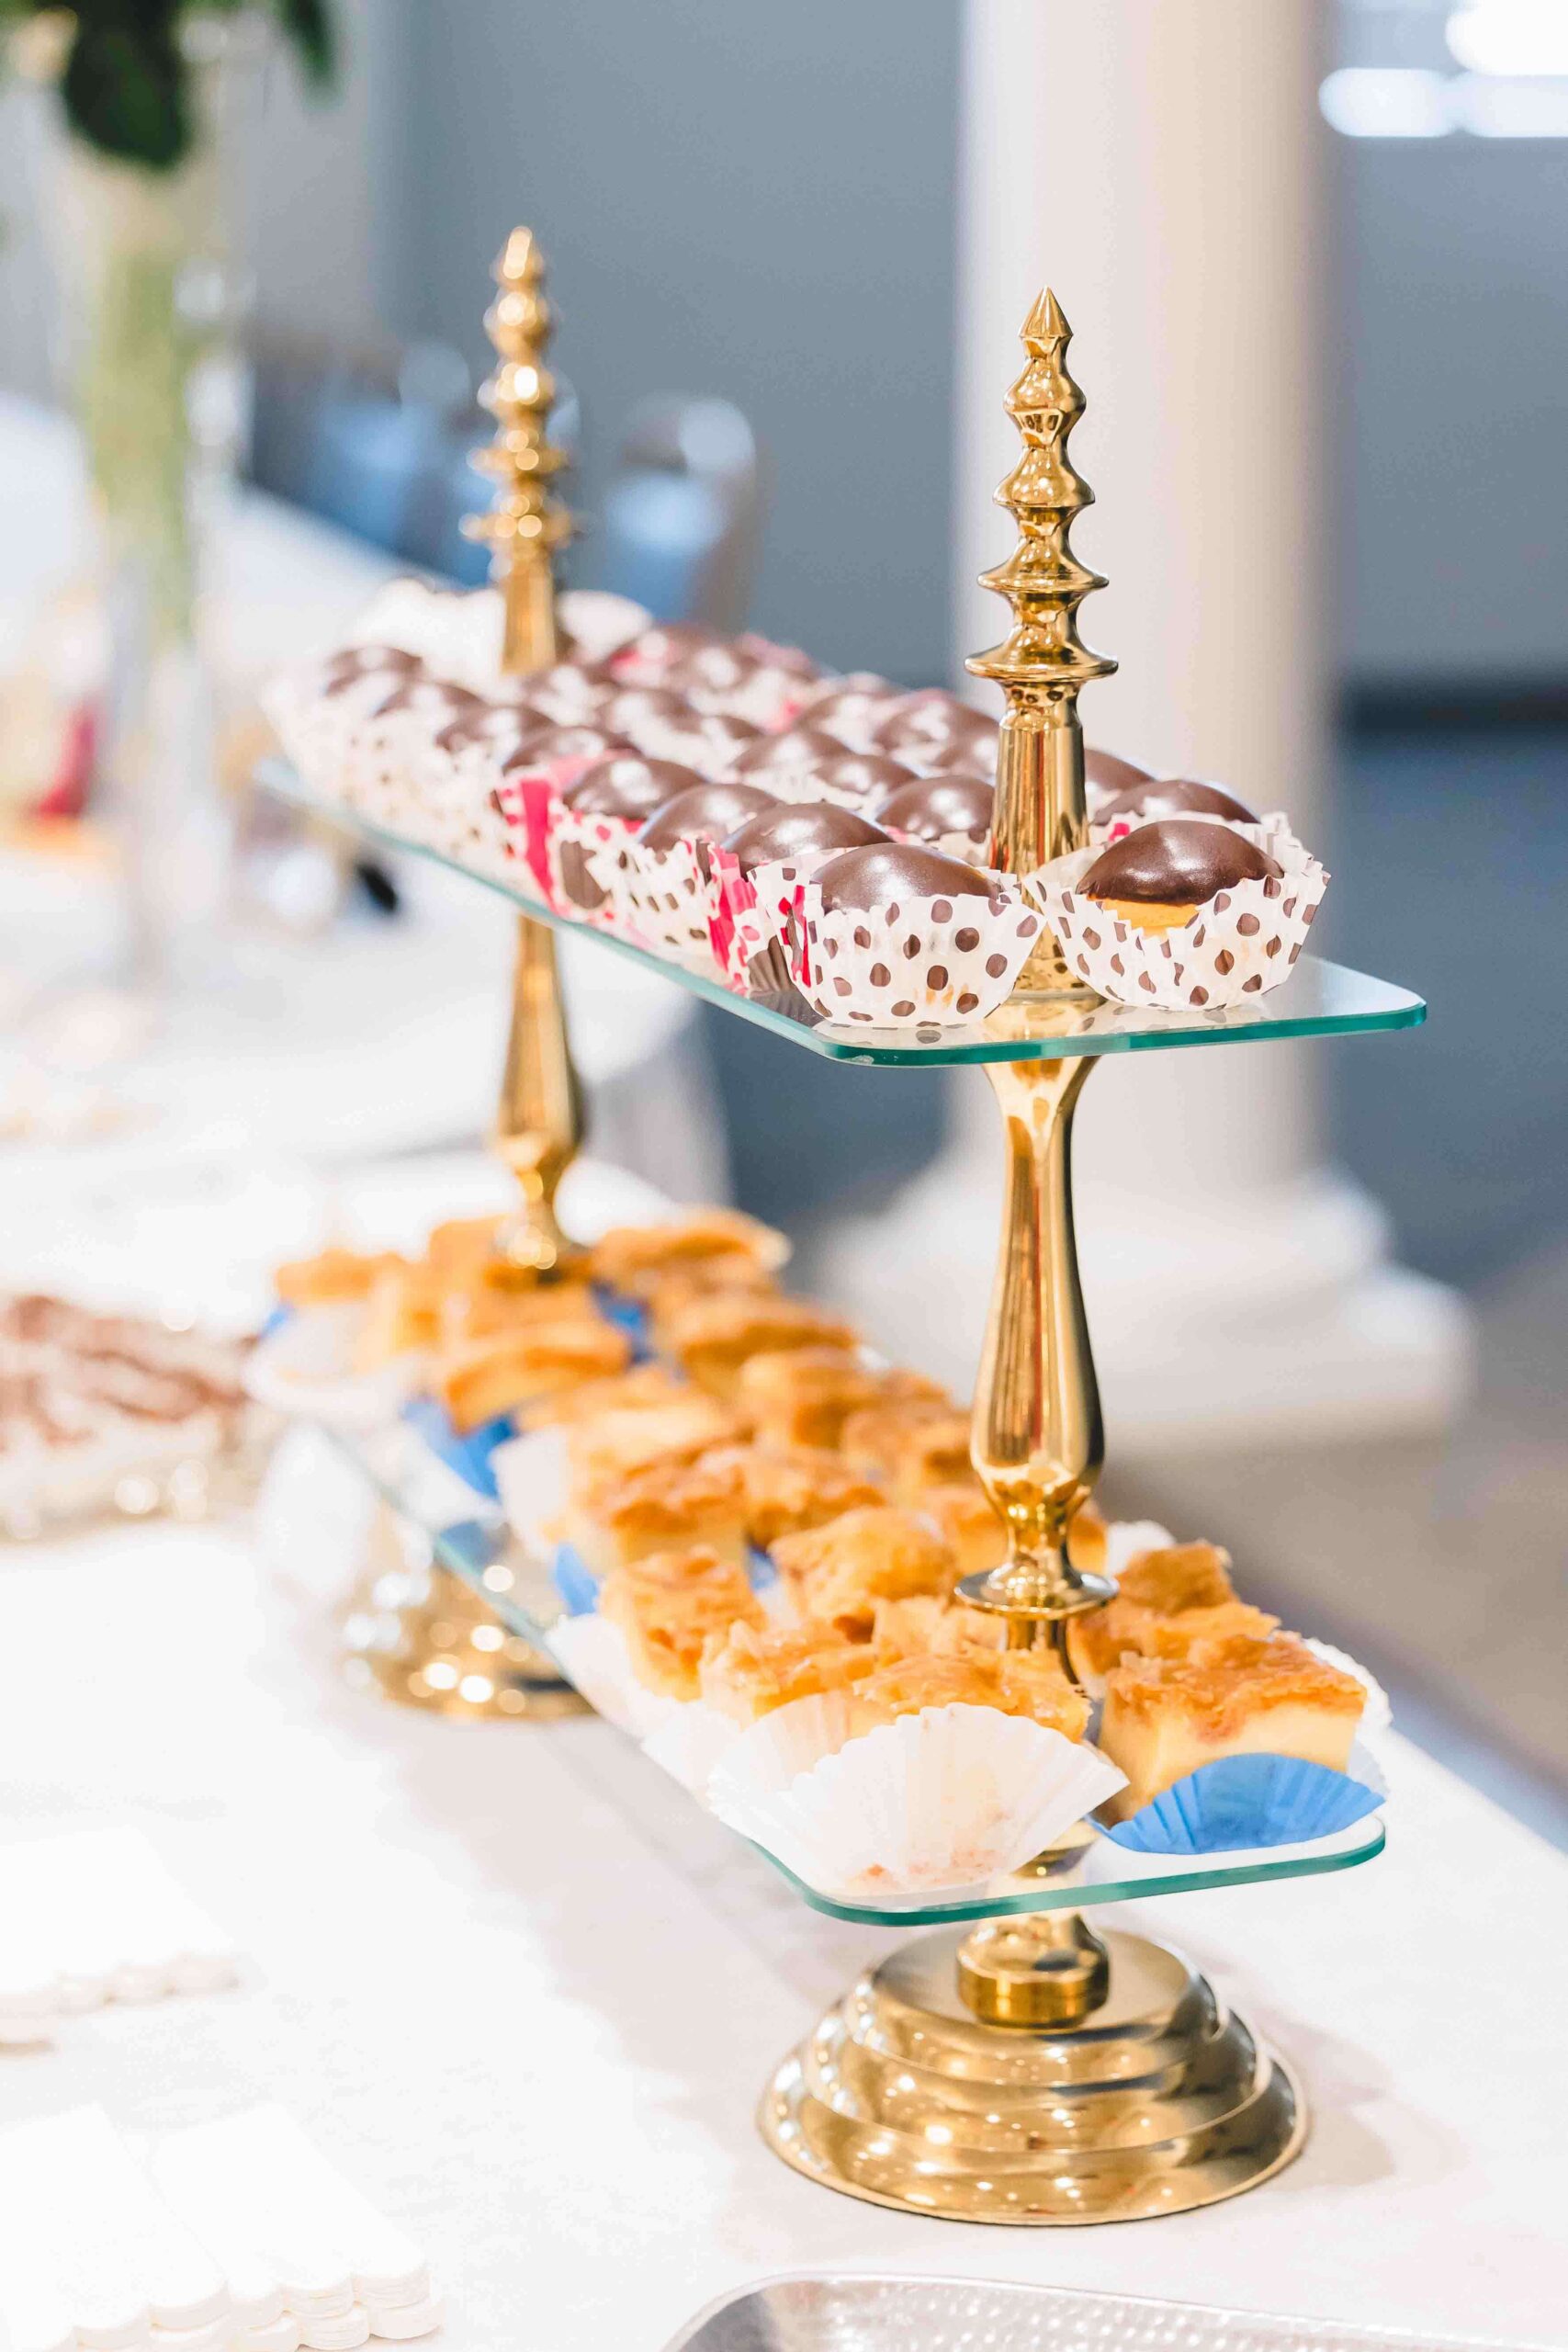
[0,1510,1560,2352]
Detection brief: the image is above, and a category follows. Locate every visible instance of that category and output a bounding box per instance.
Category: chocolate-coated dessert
[434,702,542,756]
[1095,776,1258,828]
[874,772,994,843]
[1085,747,1155,797]
[660,644,755,696]
[563,756,703,820]
[616,622,728,672]
[736,632,820,679]
[731,727,845,777]
[1080,820,1280,908]
[637,782,780,853]
[874,692,999,773]
[321,644,421,690]
[722,802,889,877]
[816,842,998,914]
[795,674,900,748]
[504,723,625,773]
[807,752,915,804]
[603,686,693,741]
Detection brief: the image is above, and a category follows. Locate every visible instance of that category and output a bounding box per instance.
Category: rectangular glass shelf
[326,1415,1386,1930]
[259,760,1425,1068]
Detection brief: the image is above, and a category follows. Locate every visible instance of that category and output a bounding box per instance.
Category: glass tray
[259,761,1425,1069]
[330,1416,1386,1929]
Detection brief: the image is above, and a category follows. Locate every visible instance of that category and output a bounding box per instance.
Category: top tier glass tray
[332,1414,1387,1931]
[261,761,1425,1068]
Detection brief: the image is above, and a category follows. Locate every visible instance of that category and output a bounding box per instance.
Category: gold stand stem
[493,912,584,1282]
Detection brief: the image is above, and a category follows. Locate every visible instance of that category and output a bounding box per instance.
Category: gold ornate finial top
[966,289,1115,704]
[967,292,1115,986]
[463,227,573,675]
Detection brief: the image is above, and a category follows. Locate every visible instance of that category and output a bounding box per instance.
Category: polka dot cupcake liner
[791,875,1040,1027]
[620,838,724,971]
[551,807,639,930]
[1037,837,1329,1010]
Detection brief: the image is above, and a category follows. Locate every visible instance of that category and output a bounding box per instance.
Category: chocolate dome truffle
[795,674,900,749]
[875,693,999,775]
[816,842,998,915]
[807,752,915,805]
[1095,776,1258,828]
[637,781,780,853]
[731,727,845,778]
[722,801,889,876]
[563,755,703,820]
[1085,747,1156,798]
[503,722,623,772]
[603,686,693,741]
[1080,819,1281,928]
[874,771,994,845]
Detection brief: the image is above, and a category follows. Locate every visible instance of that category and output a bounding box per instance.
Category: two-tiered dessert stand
[263,232,1424,2227]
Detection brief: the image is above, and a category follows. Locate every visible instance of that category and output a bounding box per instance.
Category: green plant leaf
[272,0,334,83]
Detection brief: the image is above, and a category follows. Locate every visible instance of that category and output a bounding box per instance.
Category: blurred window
[1326,0,1568,135]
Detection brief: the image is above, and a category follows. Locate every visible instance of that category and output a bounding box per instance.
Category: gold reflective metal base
[340,1510,588,1721]
[760,1920,1305,2225]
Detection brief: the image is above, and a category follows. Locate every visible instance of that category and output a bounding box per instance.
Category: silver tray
[662,2274,1544,2352]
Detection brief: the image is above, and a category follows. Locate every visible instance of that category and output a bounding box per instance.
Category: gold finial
[967,289,1115,989]
[463,227,573,675]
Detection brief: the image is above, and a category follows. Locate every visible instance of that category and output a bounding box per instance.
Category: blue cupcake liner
[552,1539,777,1620]
[402,1395,516,1502]
[1102,1751,1385,1855]
[260,1302,294,1340]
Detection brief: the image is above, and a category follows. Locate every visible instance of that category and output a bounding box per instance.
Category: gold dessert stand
[342,230,587,1721]
[760,294,1304,2222]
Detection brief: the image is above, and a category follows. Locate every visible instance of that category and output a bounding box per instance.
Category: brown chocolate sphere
[1080,820,1280,905]
[731,727,846,777]
[816,842,998,914]
[506,723,624,771]
[874,771,994,842]
[795,673,900,747]
[1095,776,1258,827]
[602,686,693,742]
[807,752,916,803]
[637,782,780,853]
[722,802,889,877]
[434,701,541,756]
[874,692,999,773]
[1085,747,1156,797]
[563,756,704,820]
[618,622,728,672]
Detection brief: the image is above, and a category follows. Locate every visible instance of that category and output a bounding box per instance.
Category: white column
[822,0,1465,1446]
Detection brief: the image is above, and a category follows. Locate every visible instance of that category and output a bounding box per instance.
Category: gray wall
[386,0,961,685]
[1337,135,1568,694]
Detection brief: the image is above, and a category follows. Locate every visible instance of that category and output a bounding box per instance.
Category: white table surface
[0,1514,1562,2352]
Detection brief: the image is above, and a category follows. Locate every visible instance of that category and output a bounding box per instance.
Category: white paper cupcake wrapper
[620,840,723,969]
[793,876,1040,1026]
[707,1698,1127,1900]
[244,1307,421,1433]
[640,1701,742,1793]
[1038,837,1329,1010]
[706,849,819,993]
[491,1427,568,1558]
[545,1613,681,1739]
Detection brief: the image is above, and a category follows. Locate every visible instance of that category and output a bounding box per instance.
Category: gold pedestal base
[341,1513,588,1721]
[760,1921,1304,2225]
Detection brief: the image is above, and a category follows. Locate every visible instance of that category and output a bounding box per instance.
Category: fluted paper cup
[792,875,1041,1027]
[545,1613,680,1738]
[707,1698,1127,1901]
[705,845,817,994]
[244,1306,421,1433]
[640,1702,742,1794]
[1038,837,1329,1011]
[620,839,722,970]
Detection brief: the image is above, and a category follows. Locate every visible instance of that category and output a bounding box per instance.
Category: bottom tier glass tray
[320,1414,1387,1930]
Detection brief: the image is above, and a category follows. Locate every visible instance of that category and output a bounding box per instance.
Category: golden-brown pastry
[697,1618,882,1724]
[735,1347,884,1450]
[661,1294,859,1401]
[434,1317,630,1434]
[921,1481,1008,1576]
[423,1215,506,1284]
[350,1261,443,1369]
[882,1412,975,1499]
[846,1648,1089,1742]
[566,1396,744,1491]
[838,1394,955,1481]
[720,1445,885,1549]
[1066,1497,1108,1577]
[599,1545,765,1701]
[1099,1632,1365,1819]
[438,1276,604,1349]
[870,1594,1007,1656]
[515,1363,694,1431]
[587,1209,788,1297]
[1067,1540,1278,1687]
[275,1246,407,1308]
[638,1262,782,1344]
[565,1449,749,1577]
[772,1507,958,1639]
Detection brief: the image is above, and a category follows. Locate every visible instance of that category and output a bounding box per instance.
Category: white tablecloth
[0,1517,1562,2351]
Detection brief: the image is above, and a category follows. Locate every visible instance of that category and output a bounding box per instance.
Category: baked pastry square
[434,1317,630,1434]
[516,1363,693,1431]
[350,1261,444,1369]
[566,1396,745,1493]
[735,1347,884,1451]
[587,1209,788,1297]
[565,1448,750,1577]
[275,1246,408,1307]
[698,1618,882,1724]
[772,1506,958,1639]
[838,1394,956,1480]
[724,1444,885,1548]
[662,1295,859,1401]
[846,1649,1089,1743]
[1099,1631,1366,1819]
[870,1594,1008,1657]
[599,1545,766,1701]
[1068,1540,1278,1687]
[920,1481,1008,1577]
